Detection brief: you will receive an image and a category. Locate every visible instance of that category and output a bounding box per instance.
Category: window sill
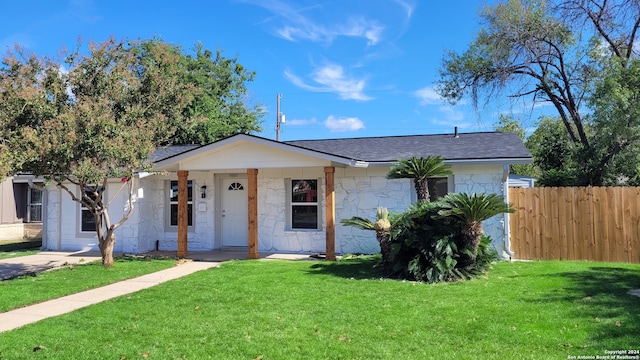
[284,228,322,233]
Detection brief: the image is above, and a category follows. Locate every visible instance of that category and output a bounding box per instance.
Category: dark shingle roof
[285,132,531,163]
[151,132,532,164]
[150,145,201,162]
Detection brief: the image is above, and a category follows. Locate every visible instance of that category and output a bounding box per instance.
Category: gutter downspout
[502,164,515,259]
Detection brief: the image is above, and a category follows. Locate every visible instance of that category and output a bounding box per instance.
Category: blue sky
[1,0,542,141]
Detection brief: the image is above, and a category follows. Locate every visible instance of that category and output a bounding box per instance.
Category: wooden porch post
[324,166,336,261]
[247,169,259,259]
[177,170,189,258]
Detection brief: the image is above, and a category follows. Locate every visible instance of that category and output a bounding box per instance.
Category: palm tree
[341,207,392,264]
[437,193,515,256]
[387,156,452,202]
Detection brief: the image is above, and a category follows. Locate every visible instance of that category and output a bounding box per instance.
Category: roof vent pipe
[454,126,459,138]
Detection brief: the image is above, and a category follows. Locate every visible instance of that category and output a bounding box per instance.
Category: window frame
[166,179,194,231]
[286,178,321,231]
[79,185,103,234]
[27,186,43,223]
[427,176,451,202]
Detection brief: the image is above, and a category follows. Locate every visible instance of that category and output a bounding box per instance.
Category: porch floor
[144,249,328,262]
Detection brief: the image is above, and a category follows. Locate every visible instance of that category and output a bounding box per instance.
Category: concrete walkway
[0,251,103,280]
[0,261,218,333]
[0,250,316,333]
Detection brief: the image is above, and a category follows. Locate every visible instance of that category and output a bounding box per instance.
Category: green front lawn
[1,259,638,359]
[0,239,41,259]
[0,255,177,312]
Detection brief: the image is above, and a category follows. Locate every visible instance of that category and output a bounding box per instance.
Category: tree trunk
[462,222,483,257]
[414,177,430,202]
[376,230,392,264]
[99,232,116,267]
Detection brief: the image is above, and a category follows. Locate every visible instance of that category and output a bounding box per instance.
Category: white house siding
[43,184,60,250]
[147,171,216,252]
[255,167,413,255]
[42,164,510,256]
[133,178,163,253]
[43,182,126,253]
[451,164,507,256]
[335,167,413,254]
[257,168,327,253]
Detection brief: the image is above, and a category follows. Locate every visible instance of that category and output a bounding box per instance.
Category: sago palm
[438,193,514,256]
[387,156,452,202]
[341,207,392,263]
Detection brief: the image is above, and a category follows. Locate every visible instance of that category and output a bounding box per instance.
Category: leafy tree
[437,193,514,256]
[493,114,539,177]
[0,38,262,266]
[437,0,640,186]
[341,207,392,264]
[582,57,640,185]
[0,39,194,266]
[525,115,580,186]
[387,156,452,202]
[493,114,587,186]
[526,116,576,173]
[171,42,264,144]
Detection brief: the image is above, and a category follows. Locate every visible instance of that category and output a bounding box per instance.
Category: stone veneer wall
[132,178,163,253]
[257,167,413,255]
[450,164,508,257]
[149,172,216,252]
[334,168,413,254]
[257,169,325,253]
[41,164,508,256]
[42,184,60,250]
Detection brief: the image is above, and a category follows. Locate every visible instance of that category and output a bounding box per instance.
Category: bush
[388,201,496,283]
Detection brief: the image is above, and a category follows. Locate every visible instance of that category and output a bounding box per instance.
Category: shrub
[388,201,496,283]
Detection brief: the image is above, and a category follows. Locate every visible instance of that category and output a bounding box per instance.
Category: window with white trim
[169,180,193,227]
[81,186,102,232]
[28,187,43,223]
[289,179,319,229]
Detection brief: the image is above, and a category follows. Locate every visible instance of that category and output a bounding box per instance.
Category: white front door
[222,178,248,247]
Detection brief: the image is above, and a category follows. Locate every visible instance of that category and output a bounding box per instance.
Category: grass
[0,255,177,313]
[0,238,42,259]
[0,258,639,359]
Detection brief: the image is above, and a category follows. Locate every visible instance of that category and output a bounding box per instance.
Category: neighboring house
[508,174,536,188]
[40,131,532,258]
[0,175,43,241]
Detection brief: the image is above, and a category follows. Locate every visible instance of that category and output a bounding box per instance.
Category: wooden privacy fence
[509,187,640,263]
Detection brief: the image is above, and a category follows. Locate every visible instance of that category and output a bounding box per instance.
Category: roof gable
[152,134,360,171]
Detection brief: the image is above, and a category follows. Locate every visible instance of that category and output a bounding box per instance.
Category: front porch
[146,249,330,262]
[172,166,337,261]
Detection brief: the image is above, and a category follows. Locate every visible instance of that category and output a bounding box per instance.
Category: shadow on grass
[530,266,640,344]
[305,256,389,280]
[0,239,42,252]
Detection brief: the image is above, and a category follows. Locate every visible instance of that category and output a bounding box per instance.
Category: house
[508,174,536,188]
[0,175,43,241]
[40,131,532,259]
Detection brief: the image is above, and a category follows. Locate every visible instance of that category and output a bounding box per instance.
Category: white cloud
[437,105,465,122]
[287,117,318,126]
[429,105,472,129]
[339,17,383,46]
[275,16,383,45]
[243,0,384,46]
[415,86,442,105]
[285,63,372,101]
[324,115,365,132]
[392,0,415,19]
